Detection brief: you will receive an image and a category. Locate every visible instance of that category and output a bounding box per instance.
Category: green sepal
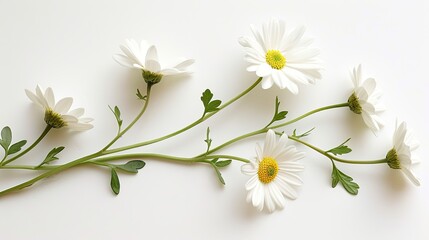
[115,160,146,173]
[8,140,27,155]
[327,138,352,156]
[110,168,120,195]
[331,162,359,195]
[201,89,221,116]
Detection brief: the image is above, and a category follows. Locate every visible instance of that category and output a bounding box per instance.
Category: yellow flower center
[258,157,279,184]
[265,50,286,70]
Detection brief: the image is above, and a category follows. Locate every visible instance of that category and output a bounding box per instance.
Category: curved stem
[198,103,349,157]
[1,125,52,166]
[102,77,263,155]
[101,85,152,152]
[289,135,387,164]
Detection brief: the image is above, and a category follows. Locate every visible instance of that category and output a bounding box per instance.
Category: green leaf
[327,138,352,156]
[204,127,212,153]
[211,158,219,163]
[39,146,65,166]
[8,140,27,155]
[115,160,146,173]
[215,160,232,168]
[201,89,222,115]
[331,162,359,195]
[136,89,147,100]
[212,166,225,185]
[109,105,123,128]
[266,97,288,127]
[292,127,315,139]
[0,126,12,150]
[110,168,120,195]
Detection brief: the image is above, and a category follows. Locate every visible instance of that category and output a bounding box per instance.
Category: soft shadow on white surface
[0,0,428,240]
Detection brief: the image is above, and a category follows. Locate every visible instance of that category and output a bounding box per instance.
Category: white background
[0,0,428,239]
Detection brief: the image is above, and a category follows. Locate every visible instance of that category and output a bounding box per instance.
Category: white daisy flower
[386,121,420,186]
[25,85,93,131]
[241,129,305,212]
[113,39,194,85]
[348,64,385,132]
[239,19,322,94]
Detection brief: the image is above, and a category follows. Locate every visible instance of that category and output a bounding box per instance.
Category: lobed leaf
[201,89,222,115]
[327,138,352,156]
[8,140,27,155]
[331,162,359,195]
[40,146,65,166]
[0,126,12,150]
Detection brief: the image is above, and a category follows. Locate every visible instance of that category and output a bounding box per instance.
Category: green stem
[288,135,387,164]
[0,165,55,170]
[199,103,349,157]
[100,84,152,152]
[102,77,263,155]
[1,125,52,166]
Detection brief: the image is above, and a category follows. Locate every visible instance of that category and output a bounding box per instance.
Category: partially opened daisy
[241,129,305,212]
[386,121,420,186]
[347,65,385,131]
[25,85,93,131]
[113,39,194,85]
[239,19,322,94]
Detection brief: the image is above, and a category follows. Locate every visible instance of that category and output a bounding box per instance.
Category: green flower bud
[142,70,163,85]
[348,92,362,114]
[386,148,401,169]
[44,109,66,129]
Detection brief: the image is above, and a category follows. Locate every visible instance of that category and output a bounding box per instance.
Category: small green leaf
[327,138,352,156]
[7,140,27,155]
[331,162,359,195]
[204,127,212,153]
[39,146,65,166]
[201,89,222,115]
[212,166,225,185]
[215,160,232,168]
[136,89,147,100]
[110,168,120,195]
[211,158,219,163]
[109,105,123,128]
[115,160,146,173]
[0,126,12,150]
[266,97,288,127]
[292,127,315,139]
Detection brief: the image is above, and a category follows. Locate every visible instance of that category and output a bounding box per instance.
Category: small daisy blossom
[25,85,93,131]
[241,129,305,212]
[239,19,322,94]
[386,121,420,186]
[113,39,194,84]
[348,64,385,132]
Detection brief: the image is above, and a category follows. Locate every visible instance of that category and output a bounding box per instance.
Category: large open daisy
[386,121,420,186]
[347,65,385,132]
[241,130,305,212]
[239,19,322,94]
[25,85,93,131]
[113,39,194,85]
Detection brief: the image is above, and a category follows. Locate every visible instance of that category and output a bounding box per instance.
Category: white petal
[269,184,285,210]
[241,163,257,175]
[145,45,159,62]
[261,76,274,89]
[68,108,84,118]
[25,89,44,108]
[145,60,161,72]
[173,59,195,71]
[264,185,275,212]
[44,87,55,108]
[263,130,276,157]
[256,64,272,77]
[401,168,420,186]
[113,54,135,68]
[54,97,73,114]
[245,175,259,191]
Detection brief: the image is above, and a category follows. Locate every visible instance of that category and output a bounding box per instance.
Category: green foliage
[8,140,27,155]
[39,146,65,166]
[211,158,232,168]
[212,165,225,185]
[292,128,315,139]
[110,168,120,195]
[115,160,146,173]
[201,89,222,116]
[327,138,352,155]
[0,126,27,157]
[109,105,123,129]
[266,97,288,127]
[331,161,359,195]
[136,89,147,100]
[204,127,212,153]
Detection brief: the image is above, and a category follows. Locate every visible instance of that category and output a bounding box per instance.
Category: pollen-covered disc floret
[241,130,305,213]
[25,85,93,131]
[348,64,385,131]
[113,39,195,85]
[239,19,322,94]
[388,121,420,186]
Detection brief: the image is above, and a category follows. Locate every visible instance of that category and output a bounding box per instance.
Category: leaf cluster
[110,160,146,195]
[0,126,27,158]
[201,89,222,117]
